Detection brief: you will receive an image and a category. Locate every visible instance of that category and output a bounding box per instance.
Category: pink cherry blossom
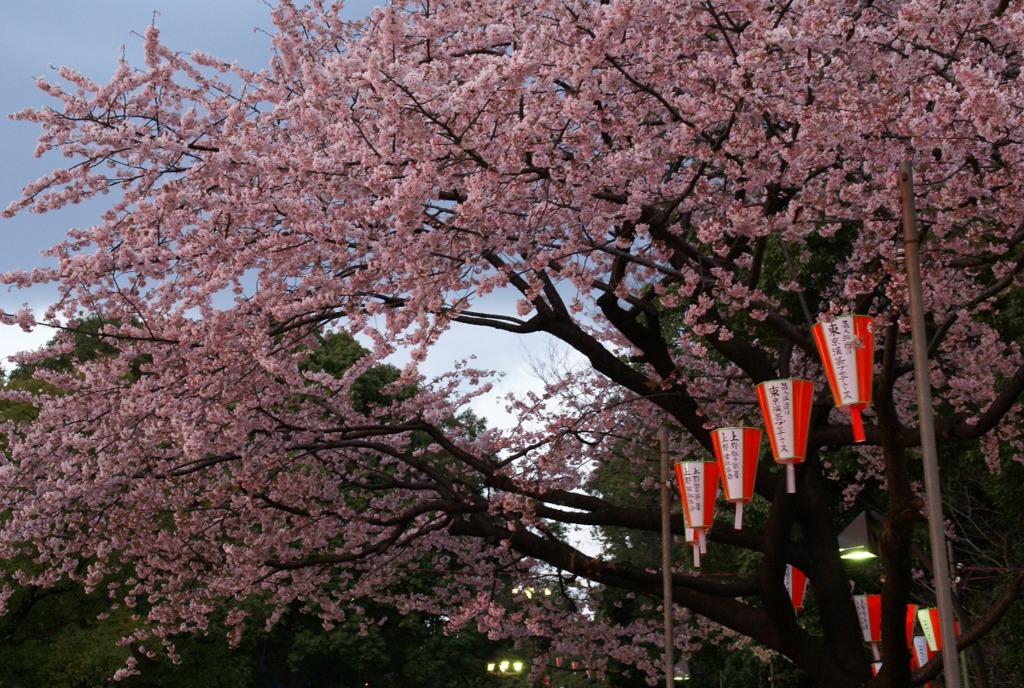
[3,2,1024,687]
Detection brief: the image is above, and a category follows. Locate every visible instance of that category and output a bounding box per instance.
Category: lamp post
[659,426,675,688]
[661,427,694,686]
[899,160,963,688]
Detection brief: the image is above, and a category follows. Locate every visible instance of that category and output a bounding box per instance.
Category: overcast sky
[0,1,378,362]
[0,1,565,429]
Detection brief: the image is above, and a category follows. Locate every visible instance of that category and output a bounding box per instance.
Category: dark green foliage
[0,326,499,687]
[0,581,498,688]
[0,583,139,688]
[299,330,413,413]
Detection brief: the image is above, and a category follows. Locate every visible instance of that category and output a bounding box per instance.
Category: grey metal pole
[899,160,963,688]
[660,426,674,688]
[948,542,972,688]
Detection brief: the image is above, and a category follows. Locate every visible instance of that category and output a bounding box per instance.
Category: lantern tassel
[734,502,743,530]
[786,464,796,493]
[693,544,700,568]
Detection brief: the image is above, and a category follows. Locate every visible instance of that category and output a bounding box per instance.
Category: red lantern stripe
[854,316,875,403]
[905,604,919,647]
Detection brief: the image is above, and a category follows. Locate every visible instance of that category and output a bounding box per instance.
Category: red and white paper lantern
[711,427,761,529]
[916,608,959,652]
[784,564,808,612]
[756,378,814,493]
[912,635,935,688]
[856,595,921,661]
[674,461,719,568]
[854,594,883,660]
[811,314,875,443]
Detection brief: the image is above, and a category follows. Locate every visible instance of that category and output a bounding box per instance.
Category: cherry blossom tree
[2,1,1024,686]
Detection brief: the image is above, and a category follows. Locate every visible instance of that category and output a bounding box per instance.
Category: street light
[488,659,526,675]
[512,585,553,599]
[838,511,878,561]
[673,656,691,682]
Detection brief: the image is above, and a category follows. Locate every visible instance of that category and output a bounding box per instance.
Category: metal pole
[660,426,675,688]
[899,160,963,688]
[948,542,972,688]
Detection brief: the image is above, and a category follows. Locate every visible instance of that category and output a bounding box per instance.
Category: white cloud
[0,322,55,372]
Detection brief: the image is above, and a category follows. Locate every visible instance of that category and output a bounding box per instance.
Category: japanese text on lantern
[682,464,704,519]
[767,382,792,455]
[722,430,742,482]
[825,319,857,401]
[855,599,869,637]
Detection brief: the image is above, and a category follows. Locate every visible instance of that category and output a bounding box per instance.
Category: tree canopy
[2,1,1024,687]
